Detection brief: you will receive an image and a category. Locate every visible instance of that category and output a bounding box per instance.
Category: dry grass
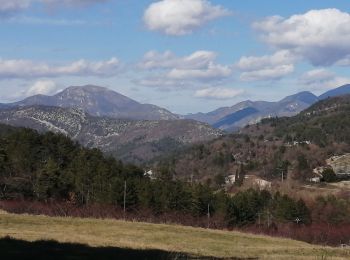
[0,211,349,259]
[329,181,350,189]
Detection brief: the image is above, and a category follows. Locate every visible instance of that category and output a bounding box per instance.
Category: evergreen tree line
[0,125,311,226]
[262,96,350,147]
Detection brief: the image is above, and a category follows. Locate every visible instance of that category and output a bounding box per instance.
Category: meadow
[0,210,349,259]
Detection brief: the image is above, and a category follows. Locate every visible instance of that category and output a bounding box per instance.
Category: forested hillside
[2,123,350,244]
[0,124,311,227]
[156,95,350,183]
[264,95,350,146]
[0,106,221,164]
[0,124,140,204]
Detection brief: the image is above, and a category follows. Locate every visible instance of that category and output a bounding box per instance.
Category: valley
[0,105,221,164]
[2,85,350,255]
[3,1,350,259]
[156,94,350,185]
[1,84,350,166]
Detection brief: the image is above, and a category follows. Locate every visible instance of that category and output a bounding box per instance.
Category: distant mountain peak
[58,85,134,100]
[319,84,350,100]
[186,91,319,131]
[279,91,318,104]
[0,105,221,164]
[62,85,118,94]
[7,85,179,121]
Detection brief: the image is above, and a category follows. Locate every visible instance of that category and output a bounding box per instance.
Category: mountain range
[0,83,349,164]
[2,84,350,133]
[185,84,350,131]
[157,94,350,183]
[3,85,179,121]
[0,105,221,164]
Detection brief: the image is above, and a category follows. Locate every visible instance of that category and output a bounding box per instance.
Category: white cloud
[134,77,189,89]
[0,0,30,16]
[25,80,59,96]
[167,63,232,80]
[254,9,350,66]
[139,50,217,70]
[240,65,294,82]
[0,57,121,79]
[137,50,233,87]
[300,69,350,91]
[143,0,231,36]
[237,50,295,71]
[237,50,295,81]
[336,55,350,66]
[300,69,334,85]
[2,80,61,101]
[0,0,107,16]
[194,87,243,99]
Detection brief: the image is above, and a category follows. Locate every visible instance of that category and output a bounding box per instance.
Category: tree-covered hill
[4,123,350,245]
[0,123,143,203]
[155,95,350,183]
[0,124,313,229]
[263,95,350,146]
[0,106,222,164]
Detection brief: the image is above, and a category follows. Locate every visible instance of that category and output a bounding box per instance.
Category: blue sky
[1,0,350,114]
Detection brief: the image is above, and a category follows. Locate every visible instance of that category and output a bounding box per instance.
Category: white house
[245,175,272,190]
[144,170,156,180]
[225,174,236,184]
[253,178,272,190]
[309,177,321,183]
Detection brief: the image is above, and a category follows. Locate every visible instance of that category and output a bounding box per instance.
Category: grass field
[0,210,349,259]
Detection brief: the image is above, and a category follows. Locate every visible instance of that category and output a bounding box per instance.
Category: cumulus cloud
[300,69,350,91]
[254,9,350,66]
[143,0,231,35]
[137,50,233,87]
[0,57,121,79]
[237,50,295,71]
[236,50,295,81]
[139,50,217,70]
[194,87,243,99]
[167,63,232,80]
[240,65,294,82]
[300,69,334,85]
[4,80,61,101]
[25,80,59,96]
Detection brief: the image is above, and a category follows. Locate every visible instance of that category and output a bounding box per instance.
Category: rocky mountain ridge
[6,85,179,121]
[0,105,222,164]
[2,84,350,134]
[186,91,319,131]
[186,84,350,131]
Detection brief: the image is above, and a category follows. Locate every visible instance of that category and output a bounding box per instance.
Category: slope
[186,91,318,131]
[0,106,222,164]
[156,95,350,183]
[0,211,347,259]
[319,84,350,100]
[8,85,179,121]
